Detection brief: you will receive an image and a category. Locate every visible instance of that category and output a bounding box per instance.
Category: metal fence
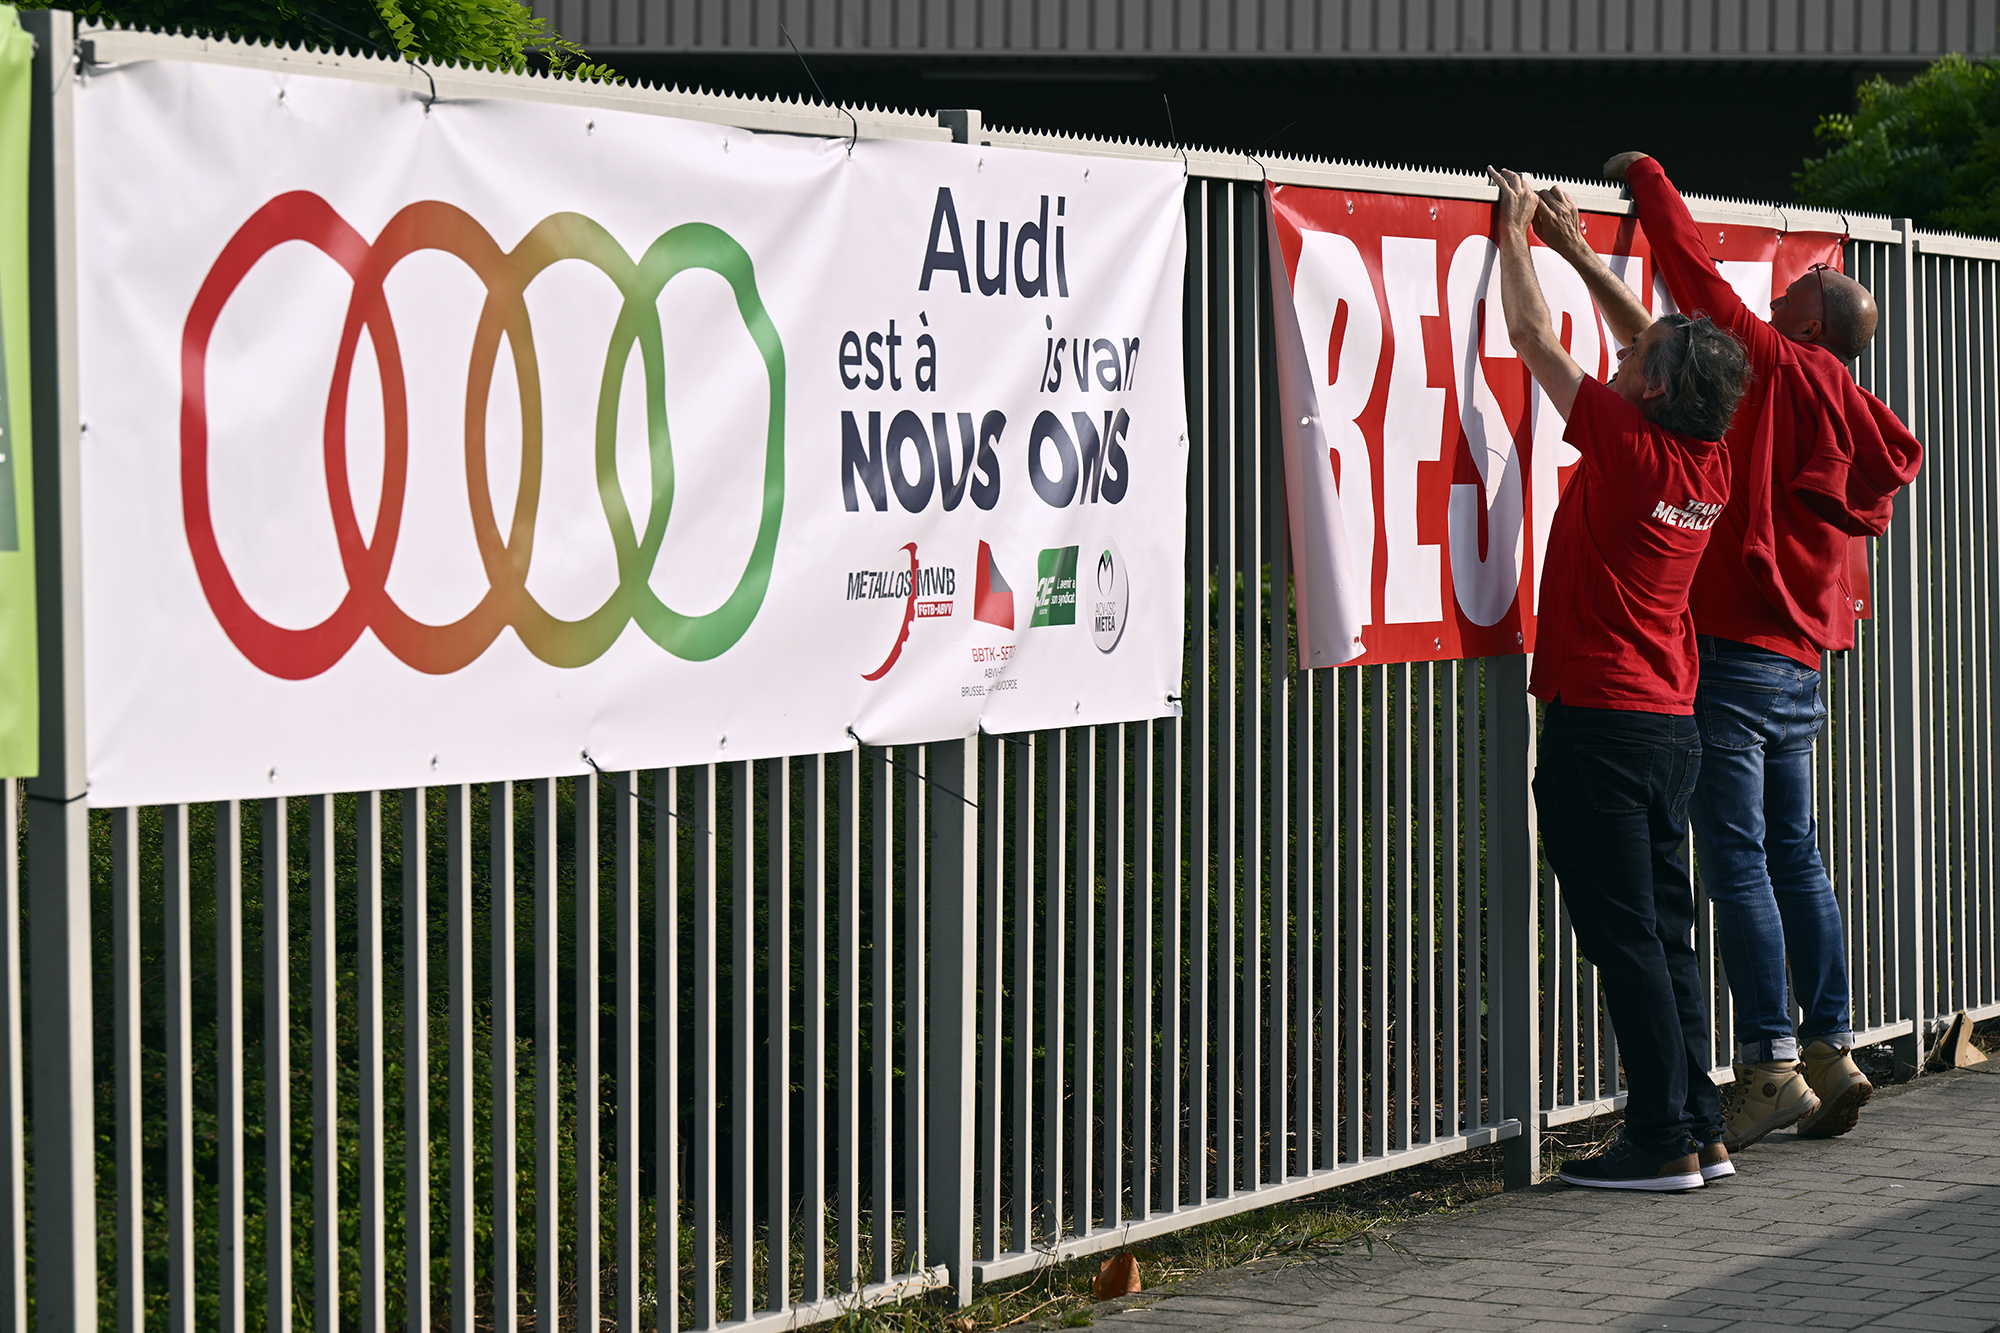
[9,15,2000,1331]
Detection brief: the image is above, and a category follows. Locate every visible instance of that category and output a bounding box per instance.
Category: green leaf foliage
[17,0,620,80]
[1795,53,2000,238]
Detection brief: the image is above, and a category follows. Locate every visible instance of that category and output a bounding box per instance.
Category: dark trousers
[1534,701,1724,1157]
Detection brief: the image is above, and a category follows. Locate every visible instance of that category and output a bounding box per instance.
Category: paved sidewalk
[1104,1061,2000,1331]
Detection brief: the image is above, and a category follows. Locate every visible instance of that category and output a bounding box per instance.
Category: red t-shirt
[1530,377,1733,715]
[1628,157,1923,666]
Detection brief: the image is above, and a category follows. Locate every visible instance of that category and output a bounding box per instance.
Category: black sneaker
[1557,1137,1705,1192]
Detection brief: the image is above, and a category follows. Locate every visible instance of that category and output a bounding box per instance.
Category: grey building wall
[537,0,1997,61]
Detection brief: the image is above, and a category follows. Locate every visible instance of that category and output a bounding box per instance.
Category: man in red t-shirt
[1540,154,1922,1153]
[1489,166,1746,1192]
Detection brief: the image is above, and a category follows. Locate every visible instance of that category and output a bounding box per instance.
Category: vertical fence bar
[448,785,474,1333]
[1073,732,1094,1230]
[1887,220,1931,1067]
[22,13,95,1325]
[1163,714,1183,1208]
[309,794,337,1333]
[655,769,680,1333]
[1345,667,1363,1163]
[837,751,860,1291]
[1394,665,1413,1150]
[1491,656,1540,1185]
[803,756,828,1302]
[113,807,142,1333]
[1440,663,1460,1137]
[1010,735,1035,1244]
[1462,665,1481,1128]
[1215,182,1239,1201]
[491,782,516,1332]
[1042,731,1066,1233]
[358,793,386,1333]
[1415,663,1436,1143]
[926,737,976,1305]
[1181,176,1208,1214]
[1319,671,1340,1165]
[0,781,21,1333]
[532,779,557,1331]
[165,803,193,1333]
[730,761,752,1311]
[767,757,791,1313]
[1369,669,1388,1159]
[978,736,1002,1260]
[617,772,641,1332]
[871,747,894,1279]
[406,787,431,1333]
[579,773,603,1329]
[1137,722,1156,1210]
[1293,659,1313,1178]
[904,747,927,1261]
[217,800,245,1333]
[691,766,718,1328]
[1237,179,1266,1195]
[264,798,292,1331]
[1104,727,1124,1228]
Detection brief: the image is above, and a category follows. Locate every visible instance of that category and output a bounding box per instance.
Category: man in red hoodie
[1536,154,1922,1154]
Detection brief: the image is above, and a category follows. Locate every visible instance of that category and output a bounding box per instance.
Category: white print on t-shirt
[1650,499,1723,531]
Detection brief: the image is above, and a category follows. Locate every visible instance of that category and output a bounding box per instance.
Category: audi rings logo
[180,192,787,681]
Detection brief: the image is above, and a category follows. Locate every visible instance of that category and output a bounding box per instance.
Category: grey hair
[1640,313,1751,441]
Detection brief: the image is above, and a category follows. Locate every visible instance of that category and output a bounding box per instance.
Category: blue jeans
[1536,702,1723,1156]
[1688,637,1854,1063]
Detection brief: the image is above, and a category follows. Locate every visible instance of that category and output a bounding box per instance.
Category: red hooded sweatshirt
[1627,157,1924,666]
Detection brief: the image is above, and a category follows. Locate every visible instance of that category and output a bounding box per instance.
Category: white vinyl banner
[75,61,1188,807]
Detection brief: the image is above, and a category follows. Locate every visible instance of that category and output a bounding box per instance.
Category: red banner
[1267,183,1847,668]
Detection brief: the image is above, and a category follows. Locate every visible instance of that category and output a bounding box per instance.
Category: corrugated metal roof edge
[570,43,1978,62]
[974,118,1910,242]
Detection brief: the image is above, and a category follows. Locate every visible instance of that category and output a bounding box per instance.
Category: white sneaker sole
[1558,1169,1705,1192]
[1700,1161,1735,1181]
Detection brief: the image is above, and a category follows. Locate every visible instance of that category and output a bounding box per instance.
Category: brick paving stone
[1074,1063,2000,1330]
[1867,1312,2000,1332]
[1388,1311,1535,1330]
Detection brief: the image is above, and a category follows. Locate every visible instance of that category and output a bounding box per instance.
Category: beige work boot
[1796,1040,1874,1138]
[1720,1059,1821,1150]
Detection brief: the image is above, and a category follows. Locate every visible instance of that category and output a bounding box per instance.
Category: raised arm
[1533,184,1653,347]
[1488,167,1583,420]
[1605,151,1756,341]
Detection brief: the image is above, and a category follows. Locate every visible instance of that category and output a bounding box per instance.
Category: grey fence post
[927,737,976,1305]
[21,9,96,1326]
[1490,655,1541,1188]
[1884,219,1931,1073]
[939,108,983,144]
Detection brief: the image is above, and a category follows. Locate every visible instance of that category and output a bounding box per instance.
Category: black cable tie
[579,751,711,836]
[1245,119,1295,185]
[781,23,857,157]
[23,789,88,805]
[845,727,978,810]
[1162,93,1189,177]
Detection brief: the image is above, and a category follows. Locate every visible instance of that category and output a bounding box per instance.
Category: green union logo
[1030,545,1078,627]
